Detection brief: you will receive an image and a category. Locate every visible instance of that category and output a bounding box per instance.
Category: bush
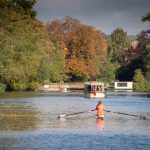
[27,82,39,91]
[133,69,146,92]
[145,81,150,92]
[133,82,146,92]
[10,81,27,91]
[0,82,6,93]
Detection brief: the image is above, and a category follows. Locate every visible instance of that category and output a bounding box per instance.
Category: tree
[116,10,150,84]
[133,69,146,91]
[96,62,116,83]
[0,9,45,90]
[0,0,37,18]
[65,24,107,81]
[110,28,128,63]
[37,45,65,83]
[142,11,150,22]
[0,3,65,90]
[47,16,107,81]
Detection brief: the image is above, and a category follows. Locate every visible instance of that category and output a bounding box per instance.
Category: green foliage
[145,70,150,92]
[17,0,36,9]
[37,47,65,83]
[133,69,145,82]
[96,62,117,83]
[48,47,65,82]
[0,7,65,91]
[133,69,146,92]
[0,0,37,18]
[116,11,150,91]
[0,82,6,92]
[110,28,128,63]
[10,81,27,91]
[0,0,9,7]
[145,69,150,81]
[141,39,150,73]
[27,81,39,91]
[1,5,149,91]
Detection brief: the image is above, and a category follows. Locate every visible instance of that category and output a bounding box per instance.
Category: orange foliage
[47,16,107,80]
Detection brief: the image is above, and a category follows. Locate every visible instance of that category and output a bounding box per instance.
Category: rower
[96,101,105,120]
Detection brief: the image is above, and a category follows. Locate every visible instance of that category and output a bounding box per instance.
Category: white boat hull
[84,92,105,98]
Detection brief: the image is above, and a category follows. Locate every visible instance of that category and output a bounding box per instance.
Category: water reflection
[0,91,149,133]
[0,91,149,150]
[0,102,39,131]
[107,91,150,98]
[96,119,104,129]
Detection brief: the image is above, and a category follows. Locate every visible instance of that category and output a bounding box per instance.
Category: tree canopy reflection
[0,103,40,131]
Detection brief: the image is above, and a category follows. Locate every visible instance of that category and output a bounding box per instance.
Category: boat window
[99,85,102,91]
[91,85,103,92]
[91,86,96,92]
[85,85,91,92]
[117,82,127,87]
[85,84,104,92]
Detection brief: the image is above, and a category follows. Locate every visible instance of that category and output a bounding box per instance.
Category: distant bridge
[37,82,85,91]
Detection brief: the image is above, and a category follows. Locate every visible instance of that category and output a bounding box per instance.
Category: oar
[58,109,96,119]
[105,110,146,120]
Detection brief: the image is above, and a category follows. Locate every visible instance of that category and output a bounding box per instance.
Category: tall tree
[47,17,107,81]
[117,10,150,82]
[133,69,146,91]
[110,28,128,63]
[0,1,65,90]
[0,0,37,18]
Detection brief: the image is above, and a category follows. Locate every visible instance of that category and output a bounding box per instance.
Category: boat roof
[85,81,104,85]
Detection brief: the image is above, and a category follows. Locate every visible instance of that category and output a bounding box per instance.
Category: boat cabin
[114,81,133,91]
[84,81,105,98]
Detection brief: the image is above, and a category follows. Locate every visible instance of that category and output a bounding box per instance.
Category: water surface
[0,91,150,150]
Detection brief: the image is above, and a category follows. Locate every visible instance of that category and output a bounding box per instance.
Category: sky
[34,0,150,35]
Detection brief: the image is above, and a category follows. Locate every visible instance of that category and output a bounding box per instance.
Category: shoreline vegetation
[0,1,150,93]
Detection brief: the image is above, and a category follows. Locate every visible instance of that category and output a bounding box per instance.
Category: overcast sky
[34,0,150,35]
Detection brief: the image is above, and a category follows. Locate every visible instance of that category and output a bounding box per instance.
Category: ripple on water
[0,91,149,150]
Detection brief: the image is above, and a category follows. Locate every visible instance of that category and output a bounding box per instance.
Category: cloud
[34,0,150,34]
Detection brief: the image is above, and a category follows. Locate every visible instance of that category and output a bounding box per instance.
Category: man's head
[98,101,102,104]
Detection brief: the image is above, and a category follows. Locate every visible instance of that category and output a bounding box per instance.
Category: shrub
[133,69,147,92]
[27,82,39,91]
[0,82,6,93]
[10,81,27,91]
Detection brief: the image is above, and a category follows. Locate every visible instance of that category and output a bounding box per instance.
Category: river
[0,91,150,150]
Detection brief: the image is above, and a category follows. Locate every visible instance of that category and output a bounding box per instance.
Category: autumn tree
[66,24,107,81]
[47,17,107,81]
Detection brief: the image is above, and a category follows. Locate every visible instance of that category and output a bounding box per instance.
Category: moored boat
[114,81,133,91]
[84,81,106,98]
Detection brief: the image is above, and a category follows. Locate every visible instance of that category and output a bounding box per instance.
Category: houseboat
[84,81,106,98]
[114,81,133,91]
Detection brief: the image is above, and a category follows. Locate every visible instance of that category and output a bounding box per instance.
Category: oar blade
[58,114,66,119]
[57,109,95,119]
